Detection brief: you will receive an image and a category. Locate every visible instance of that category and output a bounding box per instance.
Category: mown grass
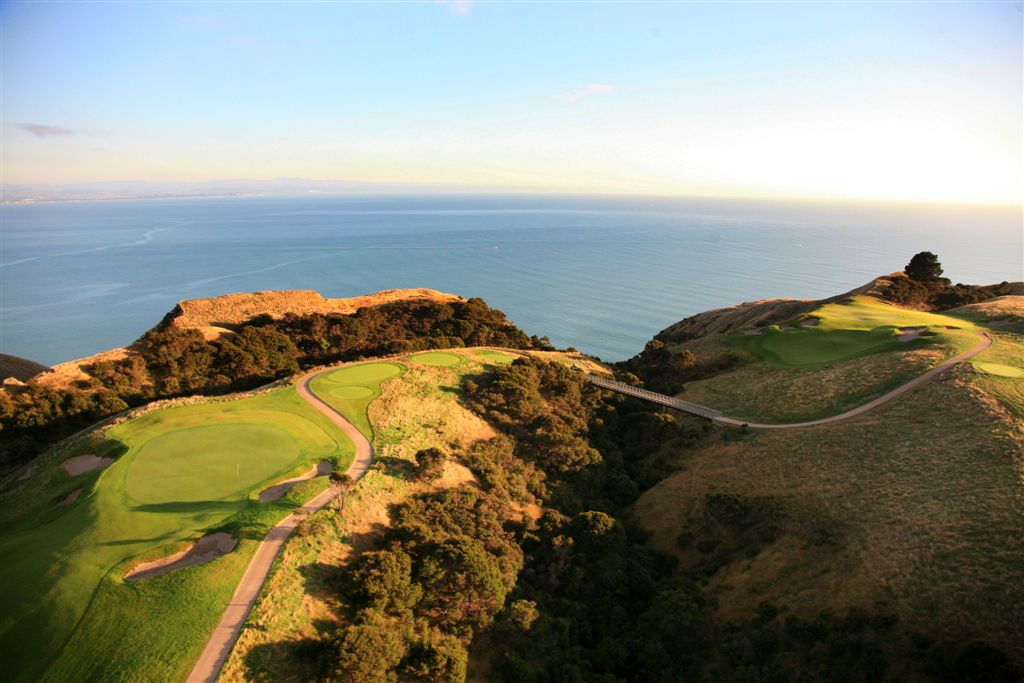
[679,296,985,423]
[406,351,466,367]
[473,349,518,365]
[0,386,353,683]
[733,296,980,368]
[309,362,405,438]
[969,331,1024,418]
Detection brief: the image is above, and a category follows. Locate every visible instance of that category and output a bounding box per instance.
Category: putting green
[734,296,981,367]
[317,362,403,385]
[476,350,517,365]
[407,351,465,367]
[973,362,1024,378]
[126,424,300,504]
[323,385,374,399]
[310,362,405,438]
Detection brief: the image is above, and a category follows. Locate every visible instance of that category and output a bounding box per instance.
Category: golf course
[733,295,983,367]
[0,383,363,682]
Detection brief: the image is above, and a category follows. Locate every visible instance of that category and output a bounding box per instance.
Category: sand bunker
[800,317,820,327]
[59,488,82,506]
[259,461,333,502]
[742,328,763,336]
[61,455,114,476]
[124,533,237,581]
[897,327,926,342]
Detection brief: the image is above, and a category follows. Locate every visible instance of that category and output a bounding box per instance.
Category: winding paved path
[595,331,993,430]
[186,368,373,683]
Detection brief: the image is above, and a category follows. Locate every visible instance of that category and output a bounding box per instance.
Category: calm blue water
[1,195,1021,366]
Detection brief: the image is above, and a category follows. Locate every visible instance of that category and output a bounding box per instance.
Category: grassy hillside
[673,296,995,423]
[631,294,1024,667]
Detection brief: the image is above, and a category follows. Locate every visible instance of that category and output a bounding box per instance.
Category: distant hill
[0,354,50,382]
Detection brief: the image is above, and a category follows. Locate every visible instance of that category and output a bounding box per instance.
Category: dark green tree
[905,251,944,281]
[414,448,446,482]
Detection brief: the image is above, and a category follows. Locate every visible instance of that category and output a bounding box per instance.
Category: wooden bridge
[587,374,724,421]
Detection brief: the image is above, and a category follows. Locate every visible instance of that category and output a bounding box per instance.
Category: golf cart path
[714,331,992,429]
[593,331,992,429]
[186,368,373,683]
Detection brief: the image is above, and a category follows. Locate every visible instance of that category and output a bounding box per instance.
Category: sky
[1,1,1021,204]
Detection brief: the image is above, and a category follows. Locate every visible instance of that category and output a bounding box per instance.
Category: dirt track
[185,368,373,683]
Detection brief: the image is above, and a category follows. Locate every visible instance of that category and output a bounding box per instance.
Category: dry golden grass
[635,366,1024,660]
[31,346,136,391]
[949,295,1024,321]
[171,288,461,330]
[524,349,611,376]
[681,346,943,422]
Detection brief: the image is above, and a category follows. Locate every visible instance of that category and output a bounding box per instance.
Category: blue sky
[2,1,1021,203]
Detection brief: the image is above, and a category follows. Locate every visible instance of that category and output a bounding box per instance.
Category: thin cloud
[19,123,76,138]
[553,83,614,103]
[437,0,473,15]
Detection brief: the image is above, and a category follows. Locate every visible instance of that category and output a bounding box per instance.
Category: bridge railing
[586,374,723,420]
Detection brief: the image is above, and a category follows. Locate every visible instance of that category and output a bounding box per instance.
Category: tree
[904,252,944,281]
[330,472,354,511]
[414,448,446,482]
[331,610,408,683]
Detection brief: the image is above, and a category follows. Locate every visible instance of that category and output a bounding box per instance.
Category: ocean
[1,194,1020,366]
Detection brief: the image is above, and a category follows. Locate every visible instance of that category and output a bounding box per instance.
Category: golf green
[973,361,1024,378]
[309,362,405,438]
[127,424,300,504]
[476,350,517,365]
[735,296,981,367]
[408,351,464,367]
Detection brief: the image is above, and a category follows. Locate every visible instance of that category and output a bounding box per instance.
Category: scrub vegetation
[0,296,547,473]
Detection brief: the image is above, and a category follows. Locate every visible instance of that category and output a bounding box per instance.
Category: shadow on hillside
[297,520,391,616]
[129,500,241,514]
[373,456,416,481]
[242,637,329,682]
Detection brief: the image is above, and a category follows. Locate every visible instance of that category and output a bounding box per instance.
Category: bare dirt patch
[259,462,333,502]
[61,454,114,476]
[897,327,926,342]
[124,533,237,581]
[59,488,82,506]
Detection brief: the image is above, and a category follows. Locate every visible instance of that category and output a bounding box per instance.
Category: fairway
[0,386,353,683]
[309,362,405,438]
[475,349,517,365]
[973,361,1024,378]
[408,351,465,366]
[734,296,982,367]
[127,424,300,503]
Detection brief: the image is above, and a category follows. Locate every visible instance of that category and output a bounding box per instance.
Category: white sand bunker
[259,461,333,502]
[61,454,114,476]
[897,327,927,342]
[742,328,763,336]
[124,533,237,581]
[59,488,82,506]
